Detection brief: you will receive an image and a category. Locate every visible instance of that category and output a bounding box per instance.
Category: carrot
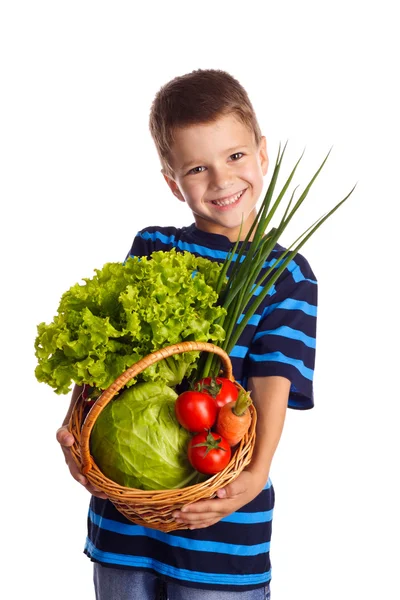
[215,389,252,447]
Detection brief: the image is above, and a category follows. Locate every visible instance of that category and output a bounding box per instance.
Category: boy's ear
[259,136,269,176]
[162,171,185,202]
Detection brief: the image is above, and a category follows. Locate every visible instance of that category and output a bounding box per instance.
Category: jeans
[94,564,271,600]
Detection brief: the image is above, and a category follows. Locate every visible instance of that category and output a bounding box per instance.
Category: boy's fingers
[68,460,86,483]
[216,471,256,500]
[86,486,108,500]
[217,478,246,499]
[66,452,108,499]
[55,426,107,499]
[180,499,218,513]
[70,466,104,495]
[179,513,219,525]
[174,502,226,522]
[180,498,232,514]
[56,426,75,447]
[188,521,218,530]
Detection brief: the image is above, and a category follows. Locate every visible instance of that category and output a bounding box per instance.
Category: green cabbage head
[90,382,199,490]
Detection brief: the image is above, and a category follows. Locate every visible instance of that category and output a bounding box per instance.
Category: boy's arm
[172,375,290,529]
[244,375,289,482]
[56,385,107,499]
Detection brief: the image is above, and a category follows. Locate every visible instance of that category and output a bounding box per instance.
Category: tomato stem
[197,377,222,398]
[191,431,228,455]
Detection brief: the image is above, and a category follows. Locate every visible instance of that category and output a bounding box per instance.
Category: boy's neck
[192,211,258,243]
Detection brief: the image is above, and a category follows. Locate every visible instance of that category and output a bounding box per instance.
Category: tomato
[196,377,239,410]
[188,431,231,474]
[175,390,217,432]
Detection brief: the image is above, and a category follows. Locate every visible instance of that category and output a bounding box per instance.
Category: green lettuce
[90,382,200,490]
[35,249,226,394]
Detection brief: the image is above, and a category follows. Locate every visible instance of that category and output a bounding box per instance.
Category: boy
[57,69,317,599]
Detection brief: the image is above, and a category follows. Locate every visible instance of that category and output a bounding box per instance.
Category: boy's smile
[163,114,269,242]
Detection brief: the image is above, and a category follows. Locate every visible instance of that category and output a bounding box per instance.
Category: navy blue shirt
[85,223,318,591]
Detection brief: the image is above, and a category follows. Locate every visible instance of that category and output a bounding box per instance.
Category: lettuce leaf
[35,249,226,394]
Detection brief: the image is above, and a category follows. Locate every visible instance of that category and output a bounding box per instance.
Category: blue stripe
[138,232,315,301]
[251,284,263,297]
[237,313,261,326]
[261,298,317,318]
[85,539,271,585]
[88,510,268,556]
[138,231,316,289]
[262,257,317,285]
[253,326,316,349]
[230,345,248,359]
[139,232,274,299]
[248,350,314,380]
[222,510,273,524]
[138,231,232,261]
[248,282,276,297]
[287,259,317,284]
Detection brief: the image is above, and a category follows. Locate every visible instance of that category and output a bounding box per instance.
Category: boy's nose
[209,166,234,191]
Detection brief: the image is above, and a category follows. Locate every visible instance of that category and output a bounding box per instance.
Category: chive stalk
[198,145,356,379]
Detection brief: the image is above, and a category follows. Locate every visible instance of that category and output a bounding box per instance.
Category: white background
[1,1,398,598]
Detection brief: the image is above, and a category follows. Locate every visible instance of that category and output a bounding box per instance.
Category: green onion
[199,144,356,378]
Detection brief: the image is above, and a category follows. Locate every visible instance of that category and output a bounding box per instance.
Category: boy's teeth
[212,190,244,206]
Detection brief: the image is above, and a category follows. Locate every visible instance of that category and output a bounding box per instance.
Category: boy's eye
[186,154,243,175]
[188,166,206,175]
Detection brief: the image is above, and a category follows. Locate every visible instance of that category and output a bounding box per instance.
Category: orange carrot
[215,390,252,447]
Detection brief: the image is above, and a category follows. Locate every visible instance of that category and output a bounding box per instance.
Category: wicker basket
[69,341,257,532]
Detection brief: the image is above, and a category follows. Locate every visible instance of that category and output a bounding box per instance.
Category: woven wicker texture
[69,341,257,532]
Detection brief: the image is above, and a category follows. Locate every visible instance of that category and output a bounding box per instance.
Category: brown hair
[149,69,262,176]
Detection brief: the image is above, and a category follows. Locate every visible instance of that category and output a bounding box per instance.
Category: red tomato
[175,391,217,432]
[196,377,239,410]
[188,431,231,474]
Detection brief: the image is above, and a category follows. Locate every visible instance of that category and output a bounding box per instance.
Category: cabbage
[90,382,199,490]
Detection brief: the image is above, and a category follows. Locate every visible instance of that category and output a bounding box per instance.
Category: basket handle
[79,341,233,474]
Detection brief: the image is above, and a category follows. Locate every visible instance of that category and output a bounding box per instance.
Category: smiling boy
[57,69,317,599]
[163,112,268,240]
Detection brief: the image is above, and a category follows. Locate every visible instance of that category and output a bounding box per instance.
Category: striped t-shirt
[85,223,318,592]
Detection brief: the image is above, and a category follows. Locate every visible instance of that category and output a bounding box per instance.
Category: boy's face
[163,113,269,242]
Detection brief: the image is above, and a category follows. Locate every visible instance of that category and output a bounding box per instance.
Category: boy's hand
[56,426,108,499]
[172,470,265,530]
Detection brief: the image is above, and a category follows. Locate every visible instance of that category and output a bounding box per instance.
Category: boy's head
[149,69,268,241]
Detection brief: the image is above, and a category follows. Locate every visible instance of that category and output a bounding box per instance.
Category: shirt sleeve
[247,255,318,409]
[125,229,155,260]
